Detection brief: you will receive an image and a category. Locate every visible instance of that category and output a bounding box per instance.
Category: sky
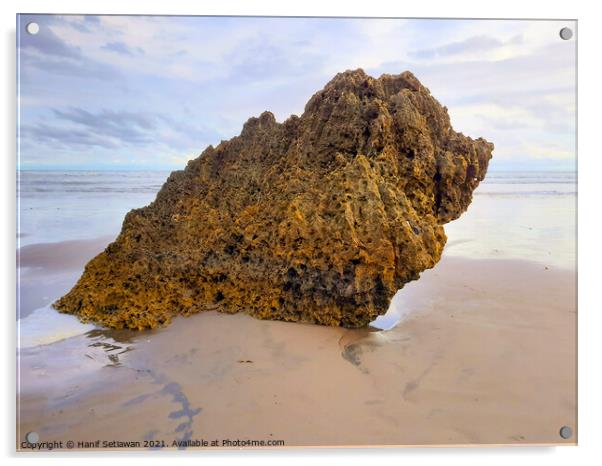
[17,15,576,171]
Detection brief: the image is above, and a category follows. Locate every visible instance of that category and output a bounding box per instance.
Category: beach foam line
[18,304,96,349]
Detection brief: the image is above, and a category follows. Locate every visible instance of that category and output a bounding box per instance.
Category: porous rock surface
[55,69,493,329]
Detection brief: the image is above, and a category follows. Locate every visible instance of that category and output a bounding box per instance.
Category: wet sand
[16,237,577,449]
[17,237,113,319]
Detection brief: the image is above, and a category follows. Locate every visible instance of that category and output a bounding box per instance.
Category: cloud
[21,122,121,149]
[67,16,100,34]
[19,52,119,81]
[411,34,524,60]
[101,41,145,57]
[18,15,119,81]
[224,36,326,84]
[19,24,82,59]
[17,16,576,171]
[22,107,223,155]
[52,108,156,144]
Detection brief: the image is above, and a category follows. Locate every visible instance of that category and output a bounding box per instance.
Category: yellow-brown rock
[54,69,493,329]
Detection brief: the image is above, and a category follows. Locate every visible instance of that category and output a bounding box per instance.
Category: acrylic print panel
[16,15,577,450]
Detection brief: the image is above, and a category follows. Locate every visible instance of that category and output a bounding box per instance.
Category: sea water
[17,170,171,247]
[444,171,576,270]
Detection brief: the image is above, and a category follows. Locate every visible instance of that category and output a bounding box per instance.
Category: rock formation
[54,69,493,330]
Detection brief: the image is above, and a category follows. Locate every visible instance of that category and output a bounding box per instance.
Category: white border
[3,0,601,465]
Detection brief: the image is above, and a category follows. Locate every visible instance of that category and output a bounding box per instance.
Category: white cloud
[18,15,576,171]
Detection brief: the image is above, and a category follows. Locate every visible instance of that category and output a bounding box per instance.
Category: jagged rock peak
[55,69,493,330]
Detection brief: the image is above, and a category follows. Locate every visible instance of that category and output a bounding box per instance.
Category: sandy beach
[17,239,576,448]
[16,170,577,449]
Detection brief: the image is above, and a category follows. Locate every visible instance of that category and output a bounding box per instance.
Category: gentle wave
[23,187,164,193]
[475,191,576,196]
[484,180,576,184]
[18,171,170,195]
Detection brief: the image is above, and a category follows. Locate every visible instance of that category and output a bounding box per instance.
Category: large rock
[54,69,493,329]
